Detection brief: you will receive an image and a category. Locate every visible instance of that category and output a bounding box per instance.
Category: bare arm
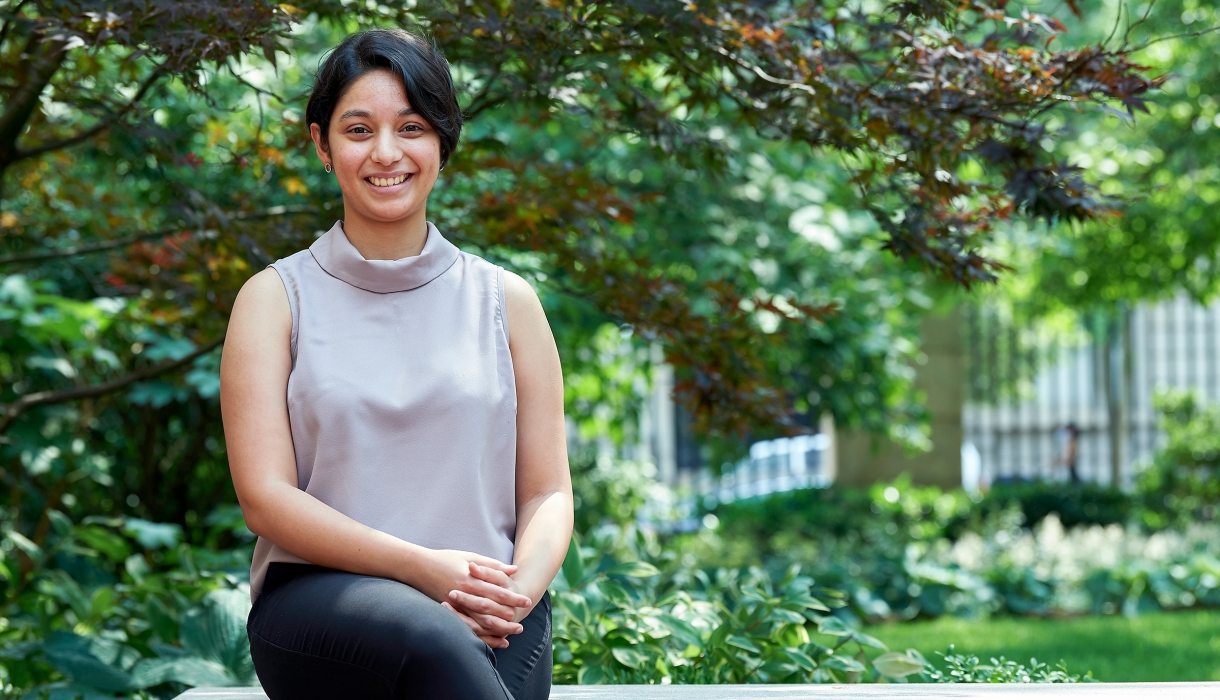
[445,271,573,630]
[221,269,529,634]
[503,270,574,608]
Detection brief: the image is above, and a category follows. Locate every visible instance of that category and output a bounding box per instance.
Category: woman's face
[310,69,442,227]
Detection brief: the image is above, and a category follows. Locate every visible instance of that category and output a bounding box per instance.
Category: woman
[219,28,573,700]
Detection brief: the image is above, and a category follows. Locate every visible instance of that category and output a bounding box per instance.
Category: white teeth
[368,175,408,187]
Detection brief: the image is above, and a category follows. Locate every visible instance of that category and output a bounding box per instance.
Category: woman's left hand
[445,562,533,635]
[442,602,515,649]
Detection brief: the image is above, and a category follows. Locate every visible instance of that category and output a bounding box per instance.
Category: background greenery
[0,0,1218,697]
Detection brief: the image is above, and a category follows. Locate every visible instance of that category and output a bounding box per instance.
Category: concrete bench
[177,683,1220,698]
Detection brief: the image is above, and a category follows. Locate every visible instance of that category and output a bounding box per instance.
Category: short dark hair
[306,29,462,168]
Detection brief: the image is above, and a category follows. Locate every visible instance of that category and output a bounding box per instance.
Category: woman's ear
[309,123,330,166]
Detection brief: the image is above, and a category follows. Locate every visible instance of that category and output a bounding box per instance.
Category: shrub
[0,509,255,698]
[1137,390,1220,528]
[550,536,926,685]
[917,646,1093,684]
[550,534,1096,685]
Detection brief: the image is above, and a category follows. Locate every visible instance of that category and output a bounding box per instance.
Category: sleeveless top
[248,220,518,598]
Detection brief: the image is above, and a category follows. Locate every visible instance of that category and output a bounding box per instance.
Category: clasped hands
[426,550,532,649]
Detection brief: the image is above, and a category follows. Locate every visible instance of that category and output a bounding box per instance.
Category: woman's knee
[398,606,492,667]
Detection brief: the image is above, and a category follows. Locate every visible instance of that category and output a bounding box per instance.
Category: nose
[370,128,403,165]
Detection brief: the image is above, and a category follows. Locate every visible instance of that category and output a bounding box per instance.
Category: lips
[366,173,411,187]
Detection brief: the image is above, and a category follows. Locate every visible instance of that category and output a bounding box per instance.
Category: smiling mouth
[366,174,411,187]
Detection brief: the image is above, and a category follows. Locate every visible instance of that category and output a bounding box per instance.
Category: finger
[442,602,484,636]
[469,556,518,574]
[470,610,523,637]
[449,592,525,633]
[468,562,514,589]
[448,596,524,636]
[444,603,513,647]
[479,634,509,649]
[449,590,516,621]
[459,577,532,609]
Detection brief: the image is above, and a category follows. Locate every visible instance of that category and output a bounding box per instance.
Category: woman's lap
[247,563,551,700]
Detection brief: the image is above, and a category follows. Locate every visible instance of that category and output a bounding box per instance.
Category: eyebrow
[338,107,419,120]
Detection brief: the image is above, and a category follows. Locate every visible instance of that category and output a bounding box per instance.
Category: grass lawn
[866,609,1220,682]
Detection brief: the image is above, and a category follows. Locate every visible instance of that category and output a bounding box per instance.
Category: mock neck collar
[308,220,460,294]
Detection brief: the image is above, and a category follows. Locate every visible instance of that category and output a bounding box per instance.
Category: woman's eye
[349,126,371,134]
[402,124,423,133]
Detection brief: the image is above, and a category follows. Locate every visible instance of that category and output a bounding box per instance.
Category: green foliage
[551,535,913,685]
[917,646,1092,684]
[0,507,255,698]
[1137,390,1220,527]
[1012,0,1220,313]
[549,527,1099,685]
[0,1,1204,691]
[570,453,669,548]
[686,466,1220,623]
[1,0,1171,446]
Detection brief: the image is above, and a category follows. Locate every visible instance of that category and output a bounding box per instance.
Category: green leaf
[6,531,42,560]
[578,663,607,684]
[125,554,151,584]
[41,682,124,700]
[611,647,648,669]
[657,614,703,650]
[74,526,131,563]
[146,597,178,644]
[872,651,926,679]
[129,656,236,688]
[598,579,633,606]
[558,593,592,626]
[726,635,760,653]
[561,535,584,587]
[606,561,660,578]
[784,647,818,672]
[47,510,74,538]
[817,616,852,637]
[849,630,888,650]
[179,589,255,684]
[0,640,42,660]
[89,587,115,620]
[43,632,137,692]
[821,654,867,673]
[758,660,800,680]
[769,607,809,625]
[43,570,91,620]
[122,519,182,549]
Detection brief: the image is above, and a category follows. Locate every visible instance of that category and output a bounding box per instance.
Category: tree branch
[463,63,506,120]
[0,335,225,435]
[0,34,68,170]
[0,205,319,266]
[0,0,32,49]
[12,68,167,163]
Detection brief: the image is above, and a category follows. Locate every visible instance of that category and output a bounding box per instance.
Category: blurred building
[961,293,1220,490]
[642,293,1220,494]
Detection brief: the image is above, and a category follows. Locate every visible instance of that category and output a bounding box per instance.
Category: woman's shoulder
[234,268,291,318]
[500,269,539,307]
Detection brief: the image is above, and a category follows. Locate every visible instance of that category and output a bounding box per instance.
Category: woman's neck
[341,205,429,261]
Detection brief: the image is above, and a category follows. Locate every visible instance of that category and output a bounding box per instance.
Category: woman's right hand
[411,549,531,642]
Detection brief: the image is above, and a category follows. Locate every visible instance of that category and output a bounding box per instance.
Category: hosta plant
[550,536,926,684]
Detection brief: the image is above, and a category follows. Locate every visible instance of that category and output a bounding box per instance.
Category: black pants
[248,563,552,700]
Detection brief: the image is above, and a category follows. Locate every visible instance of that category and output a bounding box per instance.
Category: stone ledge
[176,683,1220,699]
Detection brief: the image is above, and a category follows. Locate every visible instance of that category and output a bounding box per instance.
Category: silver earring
[324,163,332,173]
